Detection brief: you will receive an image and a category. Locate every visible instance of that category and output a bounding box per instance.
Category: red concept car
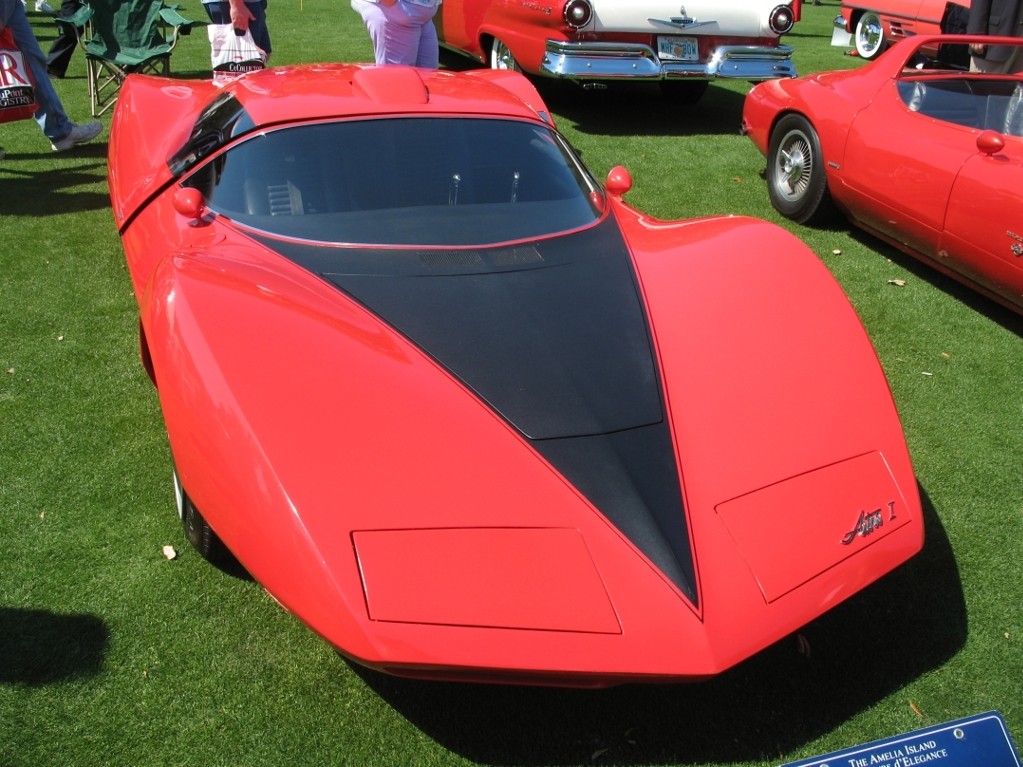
[833,0,969,60]
[742,34,1023,315]
[435,0,802,103]
[110,63,923,686]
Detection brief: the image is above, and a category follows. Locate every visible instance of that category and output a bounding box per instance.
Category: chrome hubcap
[776,132,812,201]
[492,41,517,71]
[857,16,883,55]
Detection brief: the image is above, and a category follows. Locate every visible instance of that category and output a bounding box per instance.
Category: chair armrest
[159,6,198,29]
[55,4,94,28]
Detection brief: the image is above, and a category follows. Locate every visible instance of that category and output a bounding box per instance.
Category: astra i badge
[842,500,897,545]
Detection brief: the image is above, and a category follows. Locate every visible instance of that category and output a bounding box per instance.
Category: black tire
[489,38,520,72]
[659,80,709,105]
[766,113,834,225]
[854,11,887,60]
[174,471,236,568]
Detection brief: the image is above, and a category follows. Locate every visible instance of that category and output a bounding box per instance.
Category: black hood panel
[265,219,661,440]
[255,219,696,602]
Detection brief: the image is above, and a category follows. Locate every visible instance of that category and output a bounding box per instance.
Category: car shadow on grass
[538,79,749,138]
[173,68,218,80]
[0,608,108,687]
[437,50,748,139]
[846,229,1023,337]
[0,157,111,216]
[353,486,965,766]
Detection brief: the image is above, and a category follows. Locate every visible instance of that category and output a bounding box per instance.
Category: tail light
[564,0,592,29]
[769,4,796,34]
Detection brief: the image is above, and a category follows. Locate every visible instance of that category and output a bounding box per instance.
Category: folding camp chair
[56,0,197,116]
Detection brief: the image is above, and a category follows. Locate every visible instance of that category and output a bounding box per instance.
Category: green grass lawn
[1,3,1020,766]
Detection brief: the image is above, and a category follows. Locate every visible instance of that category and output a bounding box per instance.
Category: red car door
[840,78,982,260]
[436,0,481,56]
[898,0,948,33]
[941,135,1023,309]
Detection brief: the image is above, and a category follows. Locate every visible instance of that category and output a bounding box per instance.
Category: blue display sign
[781,711,1021,767]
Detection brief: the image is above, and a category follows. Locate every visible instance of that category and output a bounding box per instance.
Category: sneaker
[35,0,56,12]
[51,121,102,152]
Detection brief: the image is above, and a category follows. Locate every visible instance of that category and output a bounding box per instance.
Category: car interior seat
[1002,82,1023,136]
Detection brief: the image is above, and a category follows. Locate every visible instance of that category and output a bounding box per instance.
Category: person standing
[351,0,440,68]
[44,0,82,78]
[967,0,1023,72]
[0,0,101,153]
[203,0,272,60]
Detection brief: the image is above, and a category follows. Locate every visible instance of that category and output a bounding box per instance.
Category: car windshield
[184,117,603,246]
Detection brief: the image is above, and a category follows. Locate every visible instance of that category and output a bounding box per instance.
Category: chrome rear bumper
[541,41,797,81]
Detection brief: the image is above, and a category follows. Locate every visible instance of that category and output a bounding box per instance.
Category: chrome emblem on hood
[842,500,897,545]
[650,6,713,29]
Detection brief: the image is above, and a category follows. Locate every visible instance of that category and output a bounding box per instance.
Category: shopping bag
[208,23,266,83]
[0,27,38,123]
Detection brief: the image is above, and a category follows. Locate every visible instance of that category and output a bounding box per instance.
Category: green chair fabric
[56,0,198,116]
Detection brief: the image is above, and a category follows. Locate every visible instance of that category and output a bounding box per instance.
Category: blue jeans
[0,0,74,140]
[203,0,271,56]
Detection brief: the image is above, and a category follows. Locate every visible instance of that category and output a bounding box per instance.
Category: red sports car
[833,0,970,60]
[743,34,1023,315]
[435,0,802,103]
[110,63,922,686]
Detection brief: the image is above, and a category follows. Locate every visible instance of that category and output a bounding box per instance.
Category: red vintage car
[109,63,922,686]
[436,0,803,103]
[833,0,970,59]
[742,34,1023,315]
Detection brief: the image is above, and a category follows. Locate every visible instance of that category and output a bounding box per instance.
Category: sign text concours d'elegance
[781,712,1021,767]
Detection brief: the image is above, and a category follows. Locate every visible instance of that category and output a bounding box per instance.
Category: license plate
[830,26,852,47]
[658,36,699,61]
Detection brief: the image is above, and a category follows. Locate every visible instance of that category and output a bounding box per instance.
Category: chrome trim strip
[648,17,715,30]
[541,41,796,81]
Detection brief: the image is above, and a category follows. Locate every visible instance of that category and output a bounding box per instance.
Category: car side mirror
[173,186,208,225]
[976,130,1005,156]
[605,165,633,196]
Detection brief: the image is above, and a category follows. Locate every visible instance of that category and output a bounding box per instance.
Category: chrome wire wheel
[772,128,814,205]
[766,114,832,224]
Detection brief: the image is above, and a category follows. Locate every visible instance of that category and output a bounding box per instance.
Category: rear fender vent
[417,246,544,270]
[419,251,485,268]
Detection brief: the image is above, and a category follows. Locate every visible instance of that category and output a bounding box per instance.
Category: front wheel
[489,38,520,72]
[174,471,236,568]
[854,11,887,60]
[766,113,834,225]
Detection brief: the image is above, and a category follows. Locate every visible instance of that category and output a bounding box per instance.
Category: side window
[897,77,1023,133]
[897,79,977,126]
